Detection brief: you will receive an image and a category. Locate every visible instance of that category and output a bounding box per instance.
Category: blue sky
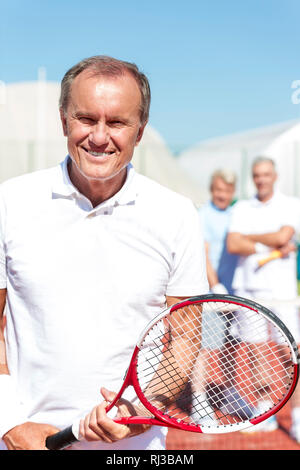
[1,0,300,152]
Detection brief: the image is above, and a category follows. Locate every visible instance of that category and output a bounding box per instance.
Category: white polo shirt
[0,157,208,450]
[229,192,300,299]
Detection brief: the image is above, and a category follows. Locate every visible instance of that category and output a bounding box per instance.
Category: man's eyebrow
[73,110,95,118]
[108,115,129,122]
[72,111,127,120]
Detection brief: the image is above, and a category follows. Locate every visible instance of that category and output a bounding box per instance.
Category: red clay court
[166,402,299,450]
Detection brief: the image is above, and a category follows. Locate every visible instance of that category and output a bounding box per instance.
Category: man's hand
[79,387,151,444]
[3,422,60,450]
[279,241,297,258]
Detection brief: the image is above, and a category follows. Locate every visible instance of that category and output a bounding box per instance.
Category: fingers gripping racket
[46,294,299,450]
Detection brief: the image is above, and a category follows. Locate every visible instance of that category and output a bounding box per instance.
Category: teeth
[88,151,113,157]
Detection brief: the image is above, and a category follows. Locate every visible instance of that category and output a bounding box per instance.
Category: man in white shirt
[0,56,208,450]
[227,156,300,439]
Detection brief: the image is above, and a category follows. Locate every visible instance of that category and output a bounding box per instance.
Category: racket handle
[46,420,80,450]
[258,249,282,267]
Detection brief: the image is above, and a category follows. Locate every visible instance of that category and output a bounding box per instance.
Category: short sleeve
[281,196,300,232]
[198,205,210,241]
[228,201,246,233]
[167,200,209,297]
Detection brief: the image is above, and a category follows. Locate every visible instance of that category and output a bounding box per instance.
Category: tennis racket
[46,294,299,450]
[258,250,282,267]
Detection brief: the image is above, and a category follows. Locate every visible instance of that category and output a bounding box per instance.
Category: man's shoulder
[135,172,195,208]
[198,201,212,213]
[231,198,254,211]
[275,192,300,207]
[199,201,233,214]
[132,172,199,230]
[198,202,221,224]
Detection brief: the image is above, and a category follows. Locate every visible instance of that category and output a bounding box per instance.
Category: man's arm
[0,289,8,374]
[0,288,59,450]
[245,226,295,248]
[204,243,228,293]
[204,242,218,288]
[227,226,295,256]
[227,232,256,256]
[144,295,201,406]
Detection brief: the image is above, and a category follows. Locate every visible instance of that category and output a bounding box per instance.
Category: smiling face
[211,176,235,210]
[60,69,146,203]
[252,160,277,202]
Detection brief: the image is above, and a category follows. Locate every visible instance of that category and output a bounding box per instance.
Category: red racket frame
[46,294,300,449]
[108,296,299,431]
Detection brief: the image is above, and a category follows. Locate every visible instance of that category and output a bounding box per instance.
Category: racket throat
[114,415,176,429]
[105,359,137,413]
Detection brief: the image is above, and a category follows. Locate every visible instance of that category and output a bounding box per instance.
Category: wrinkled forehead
[68,69,143,116]
[252,161,276,176]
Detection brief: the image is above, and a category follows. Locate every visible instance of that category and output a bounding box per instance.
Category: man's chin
[215,203,228,210]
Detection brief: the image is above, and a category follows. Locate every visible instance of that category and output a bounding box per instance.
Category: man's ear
[135,121,147,147]
[59,108,68,137]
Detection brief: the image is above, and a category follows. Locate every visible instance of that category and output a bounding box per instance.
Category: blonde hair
[210,169,237,187]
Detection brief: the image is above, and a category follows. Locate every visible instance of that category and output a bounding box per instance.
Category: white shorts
[233,289,300,344]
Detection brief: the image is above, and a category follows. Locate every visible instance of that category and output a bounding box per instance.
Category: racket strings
[207,335,292,392]
[137,304,202,417]
[136,300,295,429]
[198,302,294,425]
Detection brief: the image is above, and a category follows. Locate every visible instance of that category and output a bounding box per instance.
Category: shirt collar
[52,155,139,208]
[251,191,280,207]
[209,200,231,212]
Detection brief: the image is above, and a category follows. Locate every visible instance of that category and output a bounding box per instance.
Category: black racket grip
[46,425,79,450]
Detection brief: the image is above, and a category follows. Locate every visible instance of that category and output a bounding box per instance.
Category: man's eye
[78,117,94,124]
[109,120,123,127]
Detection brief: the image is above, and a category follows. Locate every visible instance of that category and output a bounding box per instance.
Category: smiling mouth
[83,148,116,157]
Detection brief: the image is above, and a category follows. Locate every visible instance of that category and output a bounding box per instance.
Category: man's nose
[89,122,110,146]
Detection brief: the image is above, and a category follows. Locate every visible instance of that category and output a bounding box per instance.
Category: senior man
[227,156,300,439]
[0,56,209,450]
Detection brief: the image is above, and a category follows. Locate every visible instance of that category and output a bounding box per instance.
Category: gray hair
[210,169,237,187]
[252,156,276,172]
[59,55,151,125]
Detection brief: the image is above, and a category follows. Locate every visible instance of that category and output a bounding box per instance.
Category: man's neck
[257,191,274,204]
[68,161,127,208]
